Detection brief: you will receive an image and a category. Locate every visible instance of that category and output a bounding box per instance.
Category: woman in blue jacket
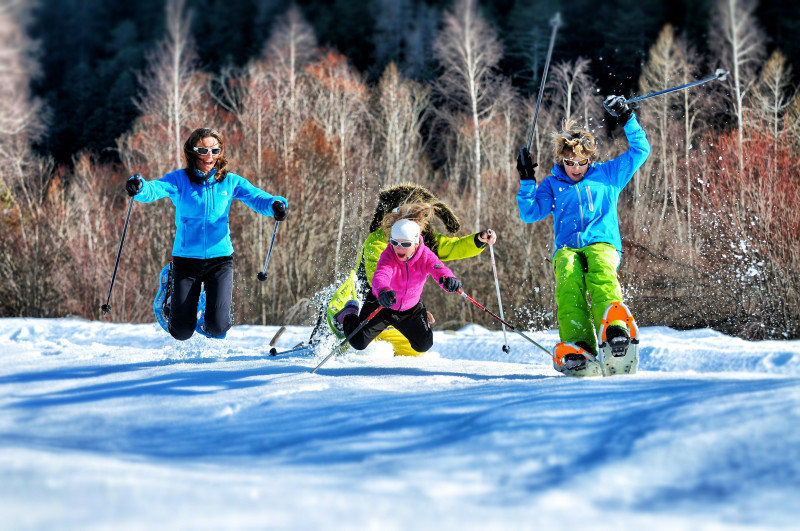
[516,97,650,371]
[125,127,288,340]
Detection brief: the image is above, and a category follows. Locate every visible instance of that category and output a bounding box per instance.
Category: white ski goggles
[390,238,416,248]
[193,147,221,156]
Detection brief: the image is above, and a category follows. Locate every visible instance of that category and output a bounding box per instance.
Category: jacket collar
[192,168,218,183]
[388,238,426,266]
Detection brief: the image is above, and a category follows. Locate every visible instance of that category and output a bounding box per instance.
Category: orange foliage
[686,127,800,337]
[305,50,366,98]
[701,128,800,261]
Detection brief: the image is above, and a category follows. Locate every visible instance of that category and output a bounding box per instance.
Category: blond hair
[552,119,598,164]
[380,202,435,241]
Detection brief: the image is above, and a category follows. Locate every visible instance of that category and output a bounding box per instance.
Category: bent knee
[348,336,371,351]
[409,336,433,353]
[169,314,197,341]
[204,322,231,338]
[169,326,194,341]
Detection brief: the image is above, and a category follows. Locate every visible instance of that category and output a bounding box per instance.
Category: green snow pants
[553,243,626,354]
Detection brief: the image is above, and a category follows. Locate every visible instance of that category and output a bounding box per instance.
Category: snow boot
[597,301,639,375]
[334,300,359,324]
[153,263,173,333]
[553,342,603,377]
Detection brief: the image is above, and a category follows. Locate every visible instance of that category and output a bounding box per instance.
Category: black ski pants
[342,291,433,353]
[169,255,234,340]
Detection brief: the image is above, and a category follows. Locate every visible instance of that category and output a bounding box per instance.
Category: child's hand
[439,276,462,293]
[516,147,537,181]
[378,288,397,308]
[478,229,497,245]
[603,95,632,124]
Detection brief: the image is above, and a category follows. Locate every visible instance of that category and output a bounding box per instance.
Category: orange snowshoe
[553,342,603,377]
[597,301,639,375]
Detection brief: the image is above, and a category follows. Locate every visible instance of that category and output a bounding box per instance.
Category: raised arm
[232,174,288,218]
[130,172,180,203]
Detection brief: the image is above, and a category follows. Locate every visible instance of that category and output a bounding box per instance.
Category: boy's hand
[603,95,632,124]
[516,147,537,181]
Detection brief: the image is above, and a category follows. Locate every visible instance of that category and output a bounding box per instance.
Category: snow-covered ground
[1,318,798,530]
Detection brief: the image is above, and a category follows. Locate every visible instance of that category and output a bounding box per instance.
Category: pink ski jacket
[371,240,456,311]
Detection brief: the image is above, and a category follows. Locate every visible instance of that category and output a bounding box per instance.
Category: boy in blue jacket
[516,96,650,374]
[125,127,288,340]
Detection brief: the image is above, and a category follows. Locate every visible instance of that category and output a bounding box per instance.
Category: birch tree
[263,4,317,171]
[0,1,58,317]
[373,62,430,188]
[122,0,204,176]
[709,0,766,173]
[752,50,795,140]
[211,62,273,179]
[114,0,207,297]
[637,25,686,240]
[307,51,369,275]
[210,6,320,324]
[433,0,503,231]
[0,1,43,145]
[548,57,601,129]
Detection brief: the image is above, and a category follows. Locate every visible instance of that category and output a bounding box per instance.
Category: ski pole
[525,12,562,151]
[457,289,551,357]
[311,306,382,374]
[485,230,510,353]
[257,220,280,281]
[622,69,729,105]
[101,195,135,315]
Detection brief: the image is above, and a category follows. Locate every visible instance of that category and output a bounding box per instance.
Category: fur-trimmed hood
[368,183,460,237]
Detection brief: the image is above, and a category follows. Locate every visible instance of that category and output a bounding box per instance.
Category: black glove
[272,200,287,221]
[378,288,397,308]
[516,147,537,181]
[603,95,633,125]
[125,174,143,197]
[439,276,462,293]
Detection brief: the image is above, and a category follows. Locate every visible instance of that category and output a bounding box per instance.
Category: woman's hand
[272,200,288,221]
[125,174,143,197]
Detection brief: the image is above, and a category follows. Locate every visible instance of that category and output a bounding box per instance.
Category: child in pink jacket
[338,205,463,353]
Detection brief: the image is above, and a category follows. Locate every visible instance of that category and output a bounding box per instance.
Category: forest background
[1,0,799,340]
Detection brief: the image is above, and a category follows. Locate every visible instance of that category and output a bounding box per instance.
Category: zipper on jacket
[586,186,594,212]
[203,180,210,258]
[575,186,585,247]
[401,261,410,308]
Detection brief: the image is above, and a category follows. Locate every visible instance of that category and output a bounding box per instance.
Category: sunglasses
[193,147,221,156]
[563,157,590,167]
[390,238,416,248]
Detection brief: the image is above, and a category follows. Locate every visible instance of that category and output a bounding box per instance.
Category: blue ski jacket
[516,115,650,257]
[134,169,288,259]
